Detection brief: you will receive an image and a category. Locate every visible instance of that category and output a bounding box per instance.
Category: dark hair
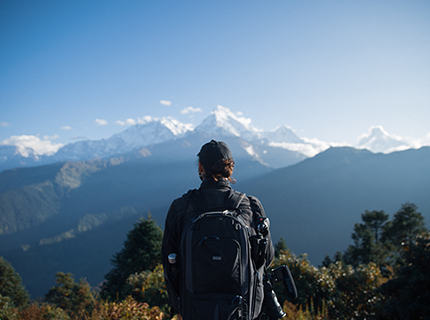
[204,158,235,183]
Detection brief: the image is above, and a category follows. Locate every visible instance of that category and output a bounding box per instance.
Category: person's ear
[198,162,205,173]
[198,162,205,180]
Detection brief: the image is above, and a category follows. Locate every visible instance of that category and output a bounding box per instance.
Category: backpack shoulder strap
[225,190,245,210]
[184,189,245,214]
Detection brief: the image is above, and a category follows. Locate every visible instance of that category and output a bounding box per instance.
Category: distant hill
[237,146,430,265]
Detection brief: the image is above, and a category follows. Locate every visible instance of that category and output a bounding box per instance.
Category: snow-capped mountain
[356,126,410,153]
[262,125,304,144]
[0,143,56,172]
[0,106,426,173]
[51,116,192,161]
[195,105,261,141]
[195,106,305,145]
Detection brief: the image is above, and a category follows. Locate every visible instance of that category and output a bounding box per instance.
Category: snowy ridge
[52,116,192,161]
[1,106,428,173]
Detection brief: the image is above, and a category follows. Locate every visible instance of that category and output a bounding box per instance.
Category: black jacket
[162,178,275,314]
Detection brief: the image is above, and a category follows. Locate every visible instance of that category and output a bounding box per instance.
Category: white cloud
[61,126,72,130]
[115,118,137,126]
[0,122,11,127]
[0,135,63,156]
[181,106,202,114]
[402,132,430,150]
[269,138,348,157]
[95,119,108,126]
[424,132,430,145]
[160,100,172,106]
[137,116,153,124]
[43,134,60,140]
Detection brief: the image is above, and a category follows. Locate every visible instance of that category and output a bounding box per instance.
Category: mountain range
[0,106,428,298]
[0,106,419,173]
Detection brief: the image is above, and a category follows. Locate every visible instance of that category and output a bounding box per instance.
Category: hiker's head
[198,140,235,182]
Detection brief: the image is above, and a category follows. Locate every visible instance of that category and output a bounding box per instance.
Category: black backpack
[179,190,265,320]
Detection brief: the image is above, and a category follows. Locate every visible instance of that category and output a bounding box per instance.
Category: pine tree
[344,210,391,266]
[100,216,163,300]
[380,233,430,319]
[383,202,427,248]
[274,237,287,258]
[0,257,29,308]
[45,272,95,316]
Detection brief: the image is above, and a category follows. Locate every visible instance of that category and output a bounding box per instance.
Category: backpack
[179,190,265,320]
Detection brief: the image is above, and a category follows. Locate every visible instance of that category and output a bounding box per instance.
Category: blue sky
[1,0,430,154]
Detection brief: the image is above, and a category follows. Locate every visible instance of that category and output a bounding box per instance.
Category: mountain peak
[357,126,408,153]
[133,116,193,136]
[265,125,303,144]
[196,105,259,139]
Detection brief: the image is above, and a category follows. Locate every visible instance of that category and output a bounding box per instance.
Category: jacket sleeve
[248,195,275,267]
[161,199,185,314]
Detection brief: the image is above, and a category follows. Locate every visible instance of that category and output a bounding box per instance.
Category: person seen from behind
[162,140,275,320]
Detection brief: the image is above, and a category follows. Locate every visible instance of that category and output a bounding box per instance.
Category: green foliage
[273,249,387,319]
[282,299,329,320]
[272,250,334,316]
[0,257,29,308]
[12,297,164,320]
[328,262,386,319]
[125,264,169,313]
[274,237,287,258]
[383,202,428,265]
[343,203,428,268]
[343,210,391,267]
[0,295,19,320]
[45,272,95,316]
[320,251,344,268]
[18,303,70,320]
[88,296,165,320]
[3,201,427,319]
[379,232,430,319]
[100,216,163,301]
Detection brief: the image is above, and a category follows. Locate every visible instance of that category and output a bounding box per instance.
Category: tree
[320,251,344,268]
[383,202,427,248]
[125,264,169,313]
[274,237,287,258]
[362,210,389,243]
[0,257,29,309]
[382,202,427,266]
[344,210,391,267]
[45,272,95,316]
[379,233,430,319]
[273,249,386,319]
[100,216,163,300]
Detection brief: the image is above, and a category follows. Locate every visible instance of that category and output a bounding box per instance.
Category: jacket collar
[199,178,231,190]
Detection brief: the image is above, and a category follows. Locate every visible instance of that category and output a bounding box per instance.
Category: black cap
[198,140,233,172]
